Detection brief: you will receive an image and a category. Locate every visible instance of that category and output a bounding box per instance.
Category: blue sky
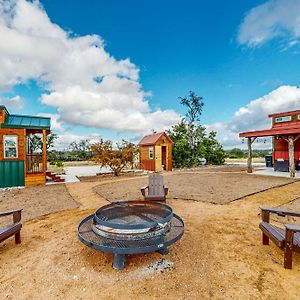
[1,0,300,149]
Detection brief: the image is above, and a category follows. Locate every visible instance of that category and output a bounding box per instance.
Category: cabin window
[274,115,291,123]
[3,135,18,158]
[298,114,300,120]
[149,147,154,159]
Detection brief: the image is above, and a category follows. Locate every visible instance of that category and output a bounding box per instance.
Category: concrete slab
[254,167,300,178]
[226,162,265,167]
[46,174,80,185]
[64,165,110,177]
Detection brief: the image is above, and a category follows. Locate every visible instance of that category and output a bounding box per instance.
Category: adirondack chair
[0,209,22,245]
[141,173,168,201]
[259,207,300,269]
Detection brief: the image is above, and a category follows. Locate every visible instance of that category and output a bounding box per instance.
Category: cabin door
[161,146,167,170]
[155,146,162,172]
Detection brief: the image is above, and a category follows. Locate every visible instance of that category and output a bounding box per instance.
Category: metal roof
[0,106,51,130]
[139,132,173,146]
[239,125,300,138]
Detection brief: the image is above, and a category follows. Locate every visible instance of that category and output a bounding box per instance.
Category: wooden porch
[25,129,48,186]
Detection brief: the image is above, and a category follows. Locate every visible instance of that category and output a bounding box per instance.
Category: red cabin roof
[138,132,173,146]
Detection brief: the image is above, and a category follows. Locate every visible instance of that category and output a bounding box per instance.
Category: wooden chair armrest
[0,209,22,218]
[285,224,300,233]
[141,186,149,196]
[260,207,300,218]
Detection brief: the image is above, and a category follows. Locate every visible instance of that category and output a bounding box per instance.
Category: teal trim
[0,160,25,188]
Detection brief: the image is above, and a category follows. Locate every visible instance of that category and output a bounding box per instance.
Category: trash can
[265,155,273,167]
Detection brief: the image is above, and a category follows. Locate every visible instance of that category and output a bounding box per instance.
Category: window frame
[3,135,18,159]
[149,147,154,159]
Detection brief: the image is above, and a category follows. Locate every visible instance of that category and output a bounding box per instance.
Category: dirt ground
[0,185,79,227]
[94,172,295,204]
[1,169,300,299]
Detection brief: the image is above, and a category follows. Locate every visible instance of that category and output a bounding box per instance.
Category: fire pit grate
[94,201,173,230]
[78,201,184,270]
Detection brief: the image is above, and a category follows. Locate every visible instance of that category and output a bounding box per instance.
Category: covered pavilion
[239,109,300,178]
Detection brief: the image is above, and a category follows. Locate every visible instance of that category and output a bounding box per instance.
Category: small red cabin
[138,132,173,172]
[239,109,300,176]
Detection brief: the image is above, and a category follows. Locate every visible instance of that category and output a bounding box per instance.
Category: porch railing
[26,154,43,174]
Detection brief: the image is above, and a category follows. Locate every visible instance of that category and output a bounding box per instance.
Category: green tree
[198,131,225,165]
[69,139,93,160]
[27,133,58,152]
[226,148,245,159]
[179,91,204,160]
[168,91,225,168]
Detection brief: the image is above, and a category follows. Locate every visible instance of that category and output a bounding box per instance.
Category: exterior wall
[274,137,300,161]
[139,145,155,171]
[25,173,46,186]
[0,109,8,124]
[0,128,26,187]
[272,113,300,128]
[0,128,26,161]
[0,160,25,188]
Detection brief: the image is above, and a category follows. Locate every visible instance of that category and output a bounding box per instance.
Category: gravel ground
[0,184,79,227]
[1,170,300,299]
[94,172,295,204]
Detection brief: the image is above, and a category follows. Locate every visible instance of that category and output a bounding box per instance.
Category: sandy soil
[0,171,300,299]
[94,172,295,204]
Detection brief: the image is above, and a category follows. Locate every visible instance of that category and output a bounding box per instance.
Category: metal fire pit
[78,201,184,270]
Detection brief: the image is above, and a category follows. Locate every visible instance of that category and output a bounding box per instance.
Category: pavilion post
[247,137,253,173]
[288,136,295,178]
[42,129,47,174]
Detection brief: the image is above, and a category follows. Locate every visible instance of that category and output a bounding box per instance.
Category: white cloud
[1,95,24,110]
[238,0,300,47]
[37,113,63,132]
[207,85,300,149]
[0,0,180,134]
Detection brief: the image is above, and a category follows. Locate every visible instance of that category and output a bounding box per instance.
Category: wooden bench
[259,207,300,269]
[0,209,22,245]
[141,173,168,201]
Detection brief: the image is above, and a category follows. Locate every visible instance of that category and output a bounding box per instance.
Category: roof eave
[268,109,300,118]
[0,124,51,130]
[239,127,300,138]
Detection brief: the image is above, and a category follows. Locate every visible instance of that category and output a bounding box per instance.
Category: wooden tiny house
[0,105,51,188]
[240,109,300,177]
[139,132,173,172]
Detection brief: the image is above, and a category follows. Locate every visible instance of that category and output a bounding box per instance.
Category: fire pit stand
[78,201,184,270]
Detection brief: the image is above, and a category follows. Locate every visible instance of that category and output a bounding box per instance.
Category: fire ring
[78,201,184,270]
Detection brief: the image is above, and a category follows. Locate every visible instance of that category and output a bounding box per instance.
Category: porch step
[46,171,65,183]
